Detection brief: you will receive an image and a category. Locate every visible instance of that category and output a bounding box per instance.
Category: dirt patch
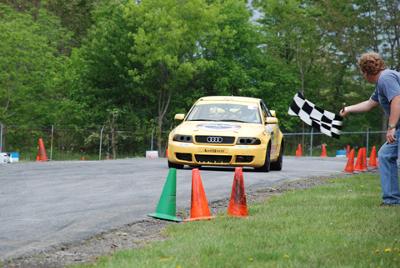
[3,174,352,268]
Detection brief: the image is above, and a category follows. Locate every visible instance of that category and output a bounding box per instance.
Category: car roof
[197,96,261,104]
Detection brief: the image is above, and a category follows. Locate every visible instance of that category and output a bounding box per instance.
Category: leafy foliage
[0,0,399,157]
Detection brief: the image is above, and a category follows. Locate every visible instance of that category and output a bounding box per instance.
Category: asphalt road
[0,156,347,259]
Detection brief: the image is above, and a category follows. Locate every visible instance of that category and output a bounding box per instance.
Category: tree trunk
[299,62,305,147]
[156,63,172,156]
[157,117,163,157]
[109,111,117,159]
[157,89,171,156]
[111,126,116,159]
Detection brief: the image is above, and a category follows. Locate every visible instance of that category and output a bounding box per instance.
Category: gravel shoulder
[3,172,357,268]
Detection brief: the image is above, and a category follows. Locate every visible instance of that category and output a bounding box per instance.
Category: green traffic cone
[148,168,182,222]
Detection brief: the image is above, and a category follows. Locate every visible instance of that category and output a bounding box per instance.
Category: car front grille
[195,154,232,164]
[176,153,192,162]
[194,135,235,144]
[235,155,254,163]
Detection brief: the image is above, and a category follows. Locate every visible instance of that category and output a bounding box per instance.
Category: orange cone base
[228,203,248,218]
[184,215,215,222]
[353,170,364,173]
[354,167,367,172]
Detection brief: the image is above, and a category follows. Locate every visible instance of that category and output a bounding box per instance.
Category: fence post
[50,125,54,160]
[0,122,3,152]
[99,126,104,160]
[366,127,370,154]
[151,128,154,151]
[309,128,313,156]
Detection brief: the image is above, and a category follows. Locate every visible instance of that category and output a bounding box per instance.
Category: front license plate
[201,148,227,154]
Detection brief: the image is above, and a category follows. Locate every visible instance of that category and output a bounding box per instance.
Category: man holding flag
[340,52,400,206]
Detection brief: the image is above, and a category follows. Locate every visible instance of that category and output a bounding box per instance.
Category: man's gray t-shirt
[370,69,400,116]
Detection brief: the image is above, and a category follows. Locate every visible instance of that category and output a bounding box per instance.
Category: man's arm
[340,99,379,117]
[388,96,400,127]
[386,95,400,143]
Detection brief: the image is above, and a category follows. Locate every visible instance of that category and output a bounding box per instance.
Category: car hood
[173,121,266,137]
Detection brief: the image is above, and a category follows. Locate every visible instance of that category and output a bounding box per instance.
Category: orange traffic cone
[295,144,303,157]
[354,148,363,172]
[320,144,327,157]
[361,147,368,171]
[36,138,48,162]
[344,148,355,173]
[346,145,350,158]
[227,167,248,217]
[185,168,214,221]
[368,146,377,169]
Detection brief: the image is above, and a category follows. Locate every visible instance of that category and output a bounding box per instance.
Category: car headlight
[237,137,261,145]
[173,134,193,143]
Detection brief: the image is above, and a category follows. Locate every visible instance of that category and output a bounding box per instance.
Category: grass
[74,174,400,268]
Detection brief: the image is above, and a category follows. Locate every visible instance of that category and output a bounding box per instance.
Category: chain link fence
[283,129,386,157]
[0,124,386,161]
[0,124,170,161]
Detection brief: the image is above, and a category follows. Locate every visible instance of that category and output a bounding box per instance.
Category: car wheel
[270,141,284,171]
[255,142,271,172]
[168,161,184,169]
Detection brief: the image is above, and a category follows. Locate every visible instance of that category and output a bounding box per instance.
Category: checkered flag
[288,92,343,138]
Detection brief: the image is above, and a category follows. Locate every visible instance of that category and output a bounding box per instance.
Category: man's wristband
[388,124,396,130]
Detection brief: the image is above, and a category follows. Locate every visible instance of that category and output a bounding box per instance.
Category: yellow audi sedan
[167,96,284,172]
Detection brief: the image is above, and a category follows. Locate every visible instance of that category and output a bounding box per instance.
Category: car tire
[255,142,271,172]
[270,141,284,171]
[168,161,184,169]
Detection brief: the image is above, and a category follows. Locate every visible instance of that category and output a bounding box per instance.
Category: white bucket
[145,150,159,159]
[0,153,10,164]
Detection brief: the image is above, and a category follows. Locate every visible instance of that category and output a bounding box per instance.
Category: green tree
[45,0,100,46]
[0,3,85,154]
[254,0,327,132]
[124,0,226,153]
[0,4,70,126]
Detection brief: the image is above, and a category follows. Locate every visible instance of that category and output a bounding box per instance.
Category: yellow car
[167,96,284,172]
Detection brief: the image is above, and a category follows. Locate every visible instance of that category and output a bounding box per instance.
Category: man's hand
[340,107,349,117]
[386,128,396,143]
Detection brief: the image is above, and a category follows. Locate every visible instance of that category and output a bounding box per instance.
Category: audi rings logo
[207,136,223,143]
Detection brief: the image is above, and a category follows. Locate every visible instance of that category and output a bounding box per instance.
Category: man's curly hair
[358,52,386,75]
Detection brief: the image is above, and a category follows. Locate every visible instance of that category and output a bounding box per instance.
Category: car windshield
[186,103,262,124]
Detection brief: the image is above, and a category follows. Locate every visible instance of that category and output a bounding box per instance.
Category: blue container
[336,149,346,157]
[10,152,19,162]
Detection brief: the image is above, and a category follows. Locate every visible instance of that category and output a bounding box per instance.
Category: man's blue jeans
[378,128,400,204]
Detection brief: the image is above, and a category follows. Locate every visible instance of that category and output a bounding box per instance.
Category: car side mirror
[270,110,276,117]
[265,117,278,124]
[174,114,185,121]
